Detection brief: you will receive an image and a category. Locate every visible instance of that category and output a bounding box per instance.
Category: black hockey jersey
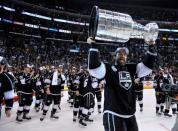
[17,72,33,94]
[33,72,45,93]
[103,63,137,116]
[88,46,156,117]
[0,72,14,110]
[154,75,164,92]
[67,73,78,91]
[78,74,96,95]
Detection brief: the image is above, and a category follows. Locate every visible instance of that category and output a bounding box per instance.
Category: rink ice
[0,89,176,131]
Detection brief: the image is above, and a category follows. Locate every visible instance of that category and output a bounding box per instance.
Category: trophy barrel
[89,6,133,43]
[89,6,159,43]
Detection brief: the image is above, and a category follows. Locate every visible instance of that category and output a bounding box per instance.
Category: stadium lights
[159,29,178,33]
[14,21,24,25]
[40,26,48,30]
[22,11,52,20]
[9,32,41,38]
[59,29,71,34]
[1,5,87,26]
[22,11,88,26]
[25,23,39,29]
[69,49,80,53]
[1,18,72,34]
[22,11,87,25]
[2,19,13,23]
[158,29,170,32]
[48,28,58,32]
[171,30,178,33]
[53,18,86,26]
[3,6,16,12]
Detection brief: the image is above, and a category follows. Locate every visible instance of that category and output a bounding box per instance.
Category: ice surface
[0,89,176,131]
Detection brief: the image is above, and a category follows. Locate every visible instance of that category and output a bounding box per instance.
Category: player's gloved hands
[87,37,95,44]
[145,39,156,45]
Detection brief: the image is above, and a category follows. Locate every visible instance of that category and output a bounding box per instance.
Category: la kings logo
[119,71,132,90]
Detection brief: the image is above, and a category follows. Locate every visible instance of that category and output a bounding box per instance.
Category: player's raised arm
[136,40,157,78]
[87,37,106,79]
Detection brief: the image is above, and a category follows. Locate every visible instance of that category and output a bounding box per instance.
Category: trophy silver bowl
[89,6,159,44]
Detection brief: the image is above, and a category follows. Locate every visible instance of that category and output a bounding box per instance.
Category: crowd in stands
[0,35,177,78]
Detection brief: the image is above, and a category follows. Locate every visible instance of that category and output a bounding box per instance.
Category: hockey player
[7,65,16,83]
[172,115,178,131]
[16,64,35,122]
[93,78,104,114]
[134,77,144,112]
[163,67,176,117]
[154,68,165,115]
[78,70,96,126]
[34,67,45,112]
[0,57,14,118]
[58,65,65,109]
[87,37,157,131]
[67,67,78,107]
[73,67,84,122]
[40,66,65,121]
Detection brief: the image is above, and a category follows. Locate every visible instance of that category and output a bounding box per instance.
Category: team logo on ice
[119,71,132,90]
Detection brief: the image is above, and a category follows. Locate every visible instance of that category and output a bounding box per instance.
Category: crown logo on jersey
[119,71,132,90]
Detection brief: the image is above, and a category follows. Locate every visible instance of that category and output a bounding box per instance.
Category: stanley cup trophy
[89,6,159,44]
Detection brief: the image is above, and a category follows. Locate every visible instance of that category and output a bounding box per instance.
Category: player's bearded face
[116,51,127,66]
